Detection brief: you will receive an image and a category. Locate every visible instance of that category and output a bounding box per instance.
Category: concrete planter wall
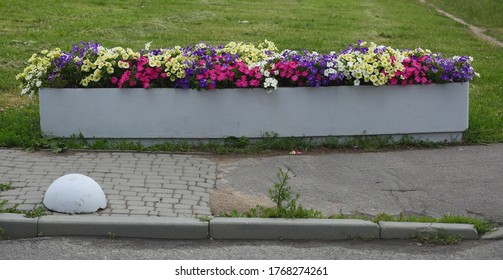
[39,83,469,142]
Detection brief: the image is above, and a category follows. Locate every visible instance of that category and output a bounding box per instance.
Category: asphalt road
[1,236,502,259]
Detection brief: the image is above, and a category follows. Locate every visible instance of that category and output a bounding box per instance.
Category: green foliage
[220,167,323,219]
[427,0,503,41]
[436,215,496,235]
[23,207,47,218]
[268,168,292,211]
[224,136,250,148]
[107,232,117,240]
[0,200,47,218]
[0,104,41,148]
[0,183,12,192]
[197,215,211,222]
[416,231,464,246]
[28,138,67,153]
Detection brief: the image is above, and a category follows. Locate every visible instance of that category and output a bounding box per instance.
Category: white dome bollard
[43,174,107,214]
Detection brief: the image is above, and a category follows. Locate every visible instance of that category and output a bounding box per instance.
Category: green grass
[1,0,502,148]
[0,183,12,192]
[427,0,503,42]
[0,200,47,218]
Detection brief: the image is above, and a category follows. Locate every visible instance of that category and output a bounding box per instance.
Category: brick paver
[0,149,216,218]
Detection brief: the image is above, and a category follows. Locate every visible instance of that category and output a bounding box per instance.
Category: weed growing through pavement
[197,215,211,222]
[415,231,464,246]
[221,167,322,218]
[0,200,47,218]
[217,168,496,242]
[0,183,12,192]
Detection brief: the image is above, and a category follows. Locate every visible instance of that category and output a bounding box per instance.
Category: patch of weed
[197,215,211,222]
[23,207,47,218]
[220,167,323,219]
[0,183,12,192]
[0,200,47,218]
[416,231,464,246]
[107,232,117,240]
[27,138,67,153]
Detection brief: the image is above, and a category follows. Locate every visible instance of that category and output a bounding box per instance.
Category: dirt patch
[210,188,274,215]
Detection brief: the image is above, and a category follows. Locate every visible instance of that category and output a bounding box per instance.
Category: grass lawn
[0,0,502,149]
[427,0,503,42]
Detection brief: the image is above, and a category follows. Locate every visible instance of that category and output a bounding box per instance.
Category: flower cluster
[17,40,479,95]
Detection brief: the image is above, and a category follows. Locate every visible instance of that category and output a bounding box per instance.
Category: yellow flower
[118,61,129,69]
[81,78,89,87]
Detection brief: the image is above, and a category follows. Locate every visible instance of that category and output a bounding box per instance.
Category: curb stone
[481,227,503,240]
[379,221,479,240]
[0,213,38,239]
[38,215,208,239]
[0,213,485,241]
[210,218,380,240]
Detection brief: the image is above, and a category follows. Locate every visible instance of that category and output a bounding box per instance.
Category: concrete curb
[0,213,491,241]
[481,227,503,240]
[379,221,479,240]
[210,218,379,240]
[0,213,38,238]
[38,215,208,239]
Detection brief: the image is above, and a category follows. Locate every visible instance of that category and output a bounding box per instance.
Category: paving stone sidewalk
[0,149,216,218]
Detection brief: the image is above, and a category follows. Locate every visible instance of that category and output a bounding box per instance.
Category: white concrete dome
[43,173,107,214]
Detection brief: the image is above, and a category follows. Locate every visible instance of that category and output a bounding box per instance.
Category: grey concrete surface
[379,221,479,239]
[0,149,215,217]
[1,236,502,259]
[40,85,468,142]
[216,144,503,223]
[210,218,379,240]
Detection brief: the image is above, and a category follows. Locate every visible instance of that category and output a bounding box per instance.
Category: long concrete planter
[39,83,469,142]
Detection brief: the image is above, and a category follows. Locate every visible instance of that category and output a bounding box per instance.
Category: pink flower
[249,79,260,87]
[111,77,118,84]
[118,70,131,88]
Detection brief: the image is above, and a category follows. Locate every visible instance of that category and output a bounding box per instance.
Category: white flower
[144,41,152,51]
[353,79,360,86]
[36,80,42,87]
[264,77,278,90]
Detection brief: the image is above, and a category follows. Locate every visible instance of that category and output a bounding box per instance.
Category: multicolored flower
[17,40,478,96]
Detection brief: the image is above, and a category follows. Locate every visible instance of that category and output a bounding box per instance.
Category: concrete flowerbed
[39,83,468,143]
[17,40,476,143]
